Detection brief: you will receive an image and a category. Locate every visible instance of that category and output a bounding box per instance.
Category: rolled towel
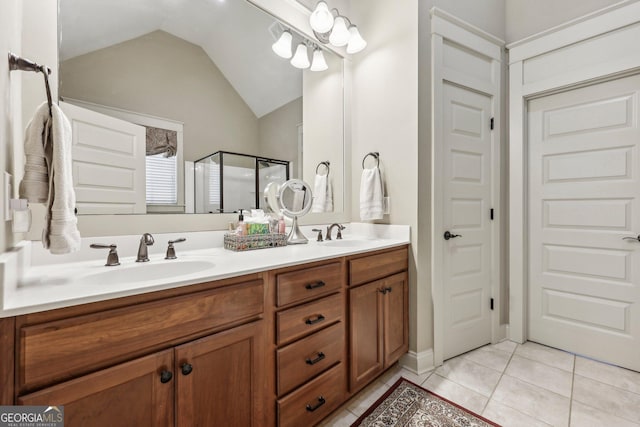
[19,102,51,203]
[312,173,333,213]
[360,166,384,221]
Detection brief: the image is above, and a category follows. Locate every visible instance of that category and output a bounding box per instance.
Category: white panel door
[61,101,146,214]
[443,82,494,359]
[528,74,640,371]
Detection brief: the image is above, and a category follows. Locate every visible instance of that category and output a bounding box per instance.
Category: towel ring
[362,152,380,169]
[315,161,330,176]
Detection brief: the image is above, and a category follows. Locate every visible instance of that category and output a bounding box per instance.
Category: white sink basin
[81,259,216,286]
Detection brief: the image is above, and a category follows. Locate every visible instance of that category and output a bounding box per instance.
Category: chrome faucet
[136,233,155,262]
[326,223,346,241]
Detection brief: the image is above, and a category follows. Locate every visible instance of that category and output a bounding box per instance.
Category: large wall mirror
[57,0,345,224]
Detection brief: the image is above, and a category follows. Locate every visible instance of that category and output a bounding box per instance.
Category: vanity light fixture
[309,1,366,53]
[272,29,293,59]
[290,43,310,69]
[310,48,328,72]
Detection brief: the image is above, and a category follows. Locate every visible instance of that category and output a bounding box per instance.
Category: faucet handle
[336,224,346,240]
[311,229,324,242]
[90,243,120,267]
[165,238,186,260]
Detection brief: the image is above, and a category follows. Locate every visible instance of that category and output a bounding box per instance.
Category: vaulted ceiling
[59,0,302,118]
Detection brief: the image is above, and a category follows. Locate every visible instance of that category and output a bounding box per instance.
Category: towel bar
[8,52,53,115]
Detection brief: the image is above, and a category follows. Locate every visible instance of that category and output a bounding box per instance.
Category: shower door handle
[622,235,640,242]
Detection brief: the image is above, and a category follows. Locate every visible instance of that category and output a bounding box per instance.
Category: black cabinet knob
[181,362,193,376]
[160,370,173,383]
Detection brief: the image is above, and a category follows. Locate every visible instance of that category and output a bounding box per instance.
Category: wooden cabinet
[270,260,347,426]
[3,244,410,426]
[175,321,264,427]
[13,275,265,426]
[20,350,174,427]
[348,248,409,393]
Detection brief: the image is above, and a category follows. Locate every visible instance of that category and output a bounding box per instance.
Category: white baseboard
[399,349,435,375]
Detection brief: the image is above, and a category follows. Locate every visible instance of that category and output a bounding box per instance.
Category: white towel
[23,102,81,254]
[360,166,384,221]
[311,173,333,213]
[19,103,51,203]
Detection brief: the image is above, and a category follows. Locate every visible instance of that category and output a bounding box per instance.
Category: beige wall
[350,0,422,361]
[258,97,302,176]
[505,0,622,43]
[60,30,259,162]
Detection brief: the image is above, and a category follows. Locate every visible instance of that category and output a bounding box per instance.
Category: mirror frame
[31,0,351,238]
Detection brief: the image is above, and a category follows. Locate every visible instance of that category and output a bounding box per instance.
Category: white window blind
[146,153,177,205]
[208,162,220,206]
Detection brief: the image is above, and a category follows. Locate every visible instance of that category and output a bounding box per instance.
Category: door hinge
[490,117,494,130]
[490,298,494,310]
[490,208,494,220]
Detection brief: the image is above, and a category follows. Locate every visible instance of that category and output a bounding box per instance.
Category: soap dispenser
[236,210,247,236]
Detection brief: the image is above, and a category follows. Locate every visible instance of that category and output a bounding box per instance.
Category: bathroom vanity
[0,227,409,426]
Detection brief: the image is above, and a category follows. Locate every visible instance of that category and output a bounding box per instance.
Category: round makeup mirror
[278,179,313,244]
[263,181,281,214]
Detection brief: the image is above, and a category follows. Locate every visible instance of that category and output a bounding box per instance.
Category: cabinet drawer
[276,293,342,345]
[349,247,408,287]
[277,363,345,427]
[277,322,344,396]
[19,280,263,392]
[276,262,342,307]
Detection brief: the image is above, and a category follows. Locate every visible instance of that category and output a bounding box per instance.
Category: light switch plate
[4,172,12,221]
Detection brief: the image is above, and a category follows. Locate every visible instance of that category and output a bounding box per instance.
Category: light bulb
[309,1,334,33]
[310,48,328,72]
[346,25,367,54]
[271,30,293,59]
[290,43,310,69]
[329,16,350,47]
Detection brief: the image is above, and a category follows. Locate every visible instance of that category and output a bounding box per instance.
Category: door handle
[622,235,640,242]
[444,231,462,240]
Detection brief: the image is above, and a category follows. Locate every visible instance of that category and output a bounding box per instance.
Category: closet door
[528,73,640,371]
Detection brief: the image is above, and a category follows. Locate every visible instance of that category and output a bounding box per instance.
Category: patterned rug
[352,378,500,427]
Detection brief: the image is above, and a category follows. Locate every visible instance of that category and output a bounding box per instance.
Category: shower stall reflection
[194,151,289,213]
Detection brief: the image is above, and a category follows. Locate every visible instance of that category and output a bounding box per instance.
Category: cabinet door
[19,350,174,427]
[175,321,264,427]
[383,272,409,367]
[349,281,384,392]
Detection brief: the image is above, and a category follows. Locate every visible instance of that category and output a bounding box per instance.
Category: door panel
[443,83,494,359]
[19,350,173,427]
[528,74,640,371]
[61,101,146,214]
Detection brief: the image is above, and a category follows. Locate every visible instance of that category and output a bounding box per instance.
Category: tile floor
[319,341,640,427]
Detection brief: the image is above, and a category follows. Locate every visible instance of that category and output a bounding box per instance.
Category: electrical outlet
[4,172,13,222]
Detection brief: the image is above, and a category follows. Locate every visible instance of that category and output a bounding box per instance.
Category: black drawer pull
[305,314,326,325]
[305,281,326,290]
[306,396,326,412]
[305,352,326,365]
[378,287,393,295]
[385,286,392,294]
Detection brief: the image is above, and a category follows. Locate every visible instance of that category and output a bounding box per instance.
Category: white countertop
[0,223,409,317]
